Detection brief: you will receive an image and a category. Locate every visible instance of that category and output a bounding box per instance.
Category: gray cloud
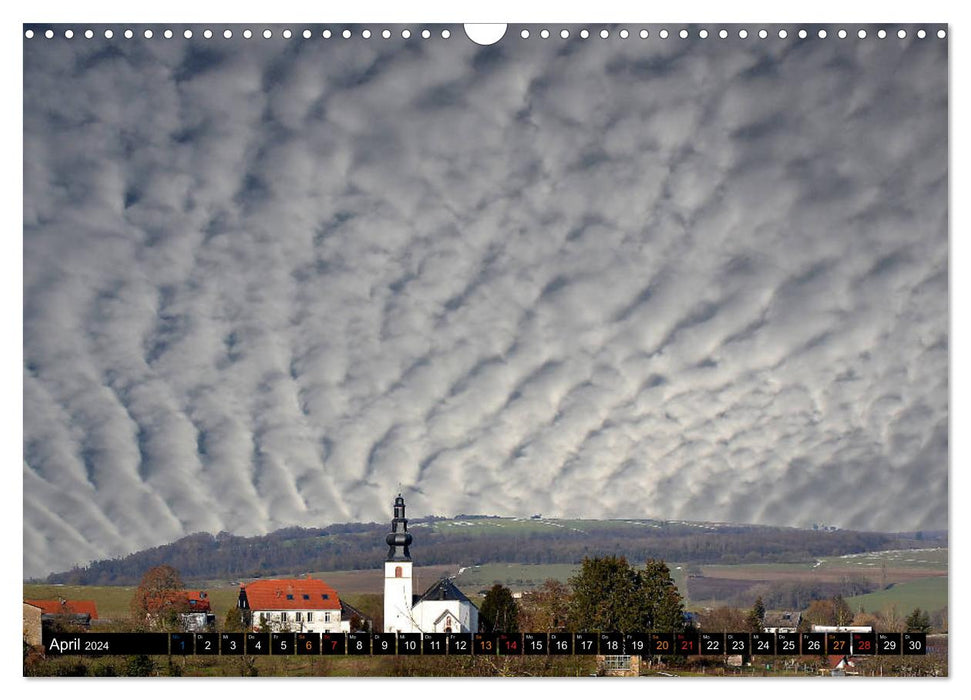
[23,25,947,578]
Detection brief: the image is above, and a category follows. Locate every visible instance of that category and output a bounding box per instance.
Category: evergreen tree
[479,584,519,632]
[568,556,649,632]
[905,607,932,633]
[746,595,766,632]
[568,556,686,633]
[641,559,686,632]
[222,606,246,632]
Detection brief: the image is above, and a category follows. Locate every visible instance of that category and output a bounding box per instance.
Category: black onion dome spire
[386,493,413,561]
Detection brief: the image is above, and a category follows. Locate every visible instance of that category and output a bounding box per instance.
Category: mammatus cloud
[23,26,947,578]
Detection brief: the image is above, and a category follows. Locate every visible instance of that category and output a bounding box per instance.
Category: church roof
[414,577,474,606]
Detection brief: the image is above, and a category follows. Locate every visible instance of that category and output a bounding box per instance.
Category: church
[383,494,479,634]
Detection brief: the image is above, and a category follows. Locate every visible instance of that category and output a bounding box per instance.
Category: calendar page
[22,18,948,679]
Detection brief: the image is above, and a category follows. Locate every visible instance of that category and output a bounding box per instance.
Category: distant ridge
[40,517,942,586]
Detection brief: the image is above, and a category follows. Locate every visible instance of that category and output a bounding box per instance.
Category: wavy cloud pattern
[23,26,947,578]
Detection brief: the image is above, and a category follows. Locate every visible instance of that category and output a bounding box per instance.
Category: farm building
[24,598,98,632]
[23,602,43,647]
[237,576,354,633]
[132,587,217,631]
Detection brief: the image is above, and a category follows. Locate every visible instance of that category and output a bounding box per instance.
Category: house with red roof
[237,577,351,633]
[184,590,211,612]
[132,588,216,631]
[181,590,216,632]
[24,598,98,638]
[25,598,98,620]
[818,654,860,676]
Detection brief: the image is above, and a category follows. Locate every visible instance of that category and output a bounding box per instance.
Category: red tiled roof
[243,578,341,611]
[25,599,99,619]
[826,655,855,669]
[184,590,211,612]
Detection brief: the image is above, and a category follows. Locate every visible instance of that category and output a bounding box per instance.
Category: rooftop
[242,578,341,611]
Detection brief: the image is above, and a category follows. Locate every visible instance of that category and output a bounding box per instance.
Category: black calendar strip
[42,631,927,656]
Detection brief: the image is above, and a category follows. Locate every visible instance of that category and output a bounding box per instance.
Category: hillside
[40,516,942,586]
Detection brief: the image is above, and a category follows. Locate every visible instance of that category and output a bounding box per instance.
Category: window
[395,566,402,578]
[307,612,313,622]
[324,612,330,622]
[281,612,288,622]
[259,613,266,623]
[303,594,310,600]
[286,594,294,600]
[295,612,302,622]
[322,594,330,600]
[602,656,631,671]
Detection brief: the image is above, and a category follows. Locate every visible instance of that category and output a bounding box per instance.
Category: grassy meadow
[845,576,948,614]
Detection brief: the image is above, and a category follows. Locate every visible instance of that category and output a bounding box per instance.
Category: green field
[701,548,946,577]
[452,563,580,594]
[821,548,947,570]
[23,585,139,620]
[845,576,948,614]
[23,583,241,622]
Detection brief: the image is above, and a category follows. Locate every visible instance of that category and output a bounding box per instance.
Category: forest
[42,517,941,586]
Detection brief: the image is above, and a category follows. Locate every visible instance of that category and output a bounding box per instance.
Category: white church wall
[383,560,415,633]
[413,600,478,633]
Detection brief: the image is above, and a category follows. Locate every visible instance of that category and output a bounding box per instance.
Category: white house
[238,577,346,633]
[180,590,216,632]
[383,494,478,634]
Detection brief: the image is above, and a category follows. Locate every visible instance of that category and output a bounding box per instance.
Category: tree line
[44,519,921,586]
[480,556,687,633]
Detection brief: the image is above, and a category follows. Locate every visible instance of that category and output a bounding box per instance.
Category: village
[23,496,947,677]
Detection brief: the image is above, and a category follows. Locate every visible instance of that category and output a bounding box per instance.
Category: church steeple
[385,493,413,561]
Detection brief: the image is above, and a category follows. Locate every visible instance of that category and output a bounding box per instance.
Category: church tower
[383,494,415,633]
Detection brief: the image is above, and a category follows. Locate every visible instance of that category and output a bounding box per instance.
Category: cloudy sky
[23,24,947,578]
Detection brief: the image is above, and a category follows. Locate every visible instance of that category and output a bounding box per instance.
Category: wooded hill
[41,516,943,586]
